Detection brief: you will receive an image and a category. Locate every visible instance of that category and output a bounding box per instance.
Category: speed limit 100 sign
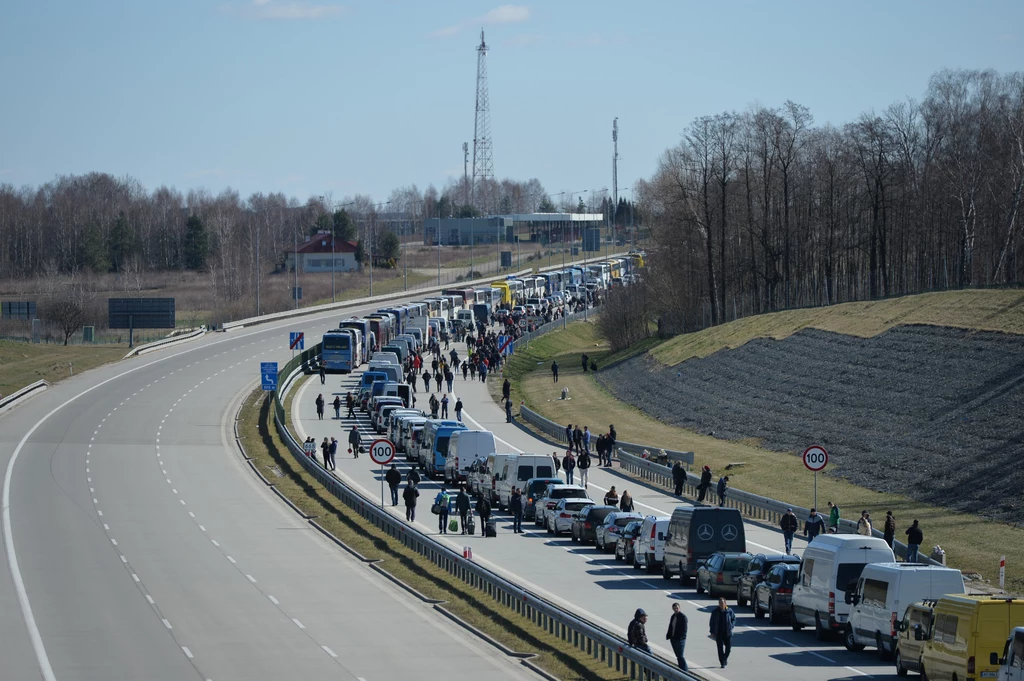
[803,445,829,472]
[369,438,395,466]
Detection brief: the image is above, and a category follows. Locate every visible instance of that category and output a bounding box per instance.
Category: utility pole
[612,117,619,207]
[293,226,298,310]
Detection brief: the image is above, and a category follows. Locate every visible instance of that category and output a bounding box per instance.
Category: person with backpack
[577,451,591,488]
[562,450,576,485]
[434,487,452,534]
[403,483,419,521]
[780,508,799,554]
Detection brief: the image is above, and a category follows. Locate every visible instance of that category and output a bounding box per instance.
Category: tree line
[630,68,1024,336]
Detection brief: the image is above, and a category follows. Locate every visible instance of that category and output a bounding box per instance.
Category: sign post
[802,445,829,511]
[1000,556,1006,590]
[369,438,396,508]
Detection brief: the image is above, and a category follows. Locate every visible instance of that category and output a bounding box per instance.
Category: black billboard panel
[1,301,36,320]
[108,298,175,329]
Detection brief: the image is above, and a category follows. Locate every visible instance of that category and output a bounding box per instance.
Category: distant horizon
[1,1,1021,203]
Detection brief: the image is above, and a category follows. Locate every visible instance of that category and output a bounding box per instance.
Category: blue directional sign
[289,331,304,350]
[261,362,279,391]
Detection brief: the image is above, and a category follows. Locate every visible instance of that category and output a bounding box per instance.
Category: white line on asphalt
[96,510,102,516]
[93,498,98,504]
[199,525,206,532]
[103,524,109,530]
[182,646,193,659]
[322,646,337,658]
[172,489,177,494]
[268,595,279,605]
[179,500,186,506]
[132,573,139,582]
[146,594,154,603]
[110,538,117,546]
[162,619,172,629]
[245,574,256,583]
[292,618,305,629]
[188,512,195,518]
[119,555,127,563]
[227,556,236,563]
[211,539,219,547]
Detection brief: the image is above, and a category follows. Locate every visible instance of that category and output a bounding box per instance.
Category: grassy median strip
[237,387,634,681]
[0,340,129,398]
[500,301,1024,592]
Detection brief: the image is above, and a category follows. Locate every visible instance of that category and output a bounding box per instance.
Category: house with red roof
[283,232,360,273]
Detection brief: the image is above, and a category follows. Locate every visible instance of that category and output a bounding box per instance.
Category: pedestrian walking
[780,508,799,554]
[403,483,419,522]
[857,511,873,536]
[905,520,923,562]
[552,451,561,475]
[582,426,591,455]
[409,370,418,393]
[468,362,476,380]
[475,494,492,536]
[505,398,512,423]
[562,450,576,485]
[441,394,449,419]
[406,467,421,488]
[619,490,634,513]
[502,378,511,403]
[697,466,713,502]
[804,508,826,540]
[346,391,355,419]
[462,362,469,380]
[319,437,329,467]
[315,393,325,420]
[551,360,559,382]
[672,461,687,497]
[479,363,487,383]
[603,486,619,507]
[581,353,589,374]
[627,608,651,653]
[385,464,401,505]
[348,426,361,458]
[716,475,730,506]
[564,423,573,446]
[666,602,688,671]
[319,363,325,384]
[434,488,451,534]
[455,486,471,534]
[883,511,896,548]
[326,437,337,470]
[454,397,463,422]
[429,394,439,419]
[607,424,617,466]
[573,426,583,455]
[509,487,524,533]
[422,370,431,392]
[709,598,736,668]
[332,395,341,419]
[828,501,841,533]
[577,451,591,488]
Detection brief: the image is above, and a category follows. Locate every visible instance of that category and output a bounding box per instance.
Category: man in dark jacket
[455,486,472,534]
[607,425,617,466]
[385,464,402,506]
[502,378,511,402]
[581,353,589,373]
[883,511,897,548]
[697,465,713,502]
[905,520,923,562]
[332,395,341,419]
[717,475,730,506]
[475,494,492,536]
[551,360,559,382]
[804,508,826,540]
[315,393,325,420]
[406,467,421,488]
[627,608,650,653]
[573,426,583,454]
[346,391,355,418]
[319,363,325,384]
[709,598,736,668]
[672,462,687,497]
[666,602,688,671]
[577,452,591,488]
[348,426,361,458]
[402,483,419,521]
[780,508,799,553]
[509,487,524,534]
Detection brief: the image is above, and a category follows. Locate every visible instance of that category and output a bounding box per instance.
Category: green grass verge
[0,340,129,398]
[500,293,1024,592]
[237,385,633,681]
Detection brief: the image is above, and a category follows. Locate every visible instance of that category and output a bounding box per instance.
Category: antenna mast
[612,117,619,207]
[462,142,470,207]
[471,29,494,213]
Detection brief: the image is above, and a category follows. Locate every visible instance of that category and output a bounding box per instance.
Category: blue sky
[1,1,1021,204]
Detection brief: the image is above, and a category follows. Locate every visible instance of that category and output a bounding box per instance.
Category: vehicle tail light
[528,497,533,503]
[828,592,835,615]
[777,586,792,594]
[560,513,572,518]
[584,522,592,529]
[716,573,724,584]
[651,526,656,539]
[967,656,975,674]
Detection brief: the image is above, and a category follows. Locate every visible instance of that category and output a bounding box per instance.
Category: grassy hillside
[0,340,128,399]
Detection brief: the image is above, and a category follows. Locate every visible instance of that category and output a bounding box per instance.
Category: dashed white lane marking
[109,538,117,546]
[199,525,207,533]
[132,573,140,582]
[227,556,236,564]
[146,594,154,604]
[172,489,177,494]
[181,646,193,659]
[292,618,305,629]
[322,646,337,658]
[245,574,257,584]
[268,595,279,605]
[179,500,186,506]
[188,512,195,518]
[103,524,109,530]
[162,619,172,629]
[119,555,127,563]
[96,510,103,516]
[211,539,219,547]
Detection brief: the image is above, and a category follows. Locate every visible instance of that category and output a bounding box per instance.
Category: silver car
[546,499,595,535]
[595,512,643,552]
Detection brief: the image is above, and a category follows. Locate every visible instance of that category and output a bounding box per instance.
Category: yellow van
[918,595,1024,681]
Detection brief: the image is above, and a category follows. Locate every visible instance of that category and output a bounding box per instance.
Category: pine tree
[183,215,209,271]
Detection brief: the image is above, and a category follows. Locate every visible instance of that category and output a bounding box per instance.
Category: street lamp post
[293,226,299,310]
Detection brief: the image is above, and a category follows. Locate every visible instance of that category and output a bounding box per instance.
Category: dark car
[523,478,565,521]
[571,505,617,545]
[695,551,753,597]
[736,553,802,608]
[615,520,644,563]
[753,563,800,624]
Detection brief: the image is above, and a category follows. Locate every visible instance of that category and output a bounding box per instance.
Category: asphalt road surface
[0,306,541,681]
[294,333,904,681]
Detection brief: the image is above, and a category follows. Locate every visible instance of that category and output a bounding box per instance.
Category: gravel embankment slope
[598,325,1024,523]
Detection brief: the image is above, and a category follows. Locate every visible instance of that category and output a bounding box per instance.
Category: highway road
[294,333,903,681]
[0,306,541,681]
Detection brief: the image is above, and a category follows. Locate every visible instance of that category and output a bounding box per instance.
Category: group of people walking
[627,597,737,671]
[777,502,926,561]
[563,423,617,466]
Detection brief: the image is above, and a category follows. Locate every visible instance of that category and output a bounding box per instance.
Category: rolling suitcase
[466,515,476,536]
[485,519,497,537]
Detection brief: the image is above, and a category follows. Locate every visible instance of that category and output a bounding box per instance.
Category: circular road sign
[803,445,829,472]
[369,439,395,466]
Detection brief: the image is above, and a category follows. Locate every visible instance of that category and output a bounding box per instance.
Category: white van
[370,352,400,367]
[481,453,516,506]
[845,562,965,656]
[791,534,895,640]
[633,515,671,574]
[996,627,1024,681]
[497,454,558,510]
[444,430,497,485]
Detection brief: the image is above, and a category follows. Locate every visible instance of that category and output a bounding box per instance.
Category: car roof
[757,553,802,562]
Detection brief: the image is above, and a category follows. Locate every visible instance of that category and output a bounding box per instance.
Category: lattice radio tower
[471,29,494,212]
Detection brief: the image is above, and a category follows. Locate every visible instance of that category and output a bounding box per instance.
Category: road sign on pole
[803,445,828,511]
[260,362,278,391]
[289,331,304,350]
[369,438,396,509]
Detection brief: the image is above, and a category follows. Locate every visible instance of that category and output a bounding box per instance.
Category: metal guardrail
[269,355,694,681]
[0,379,49,413]
[122,327,206,359]
[616,450,941,566]
[519,406,695,468]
